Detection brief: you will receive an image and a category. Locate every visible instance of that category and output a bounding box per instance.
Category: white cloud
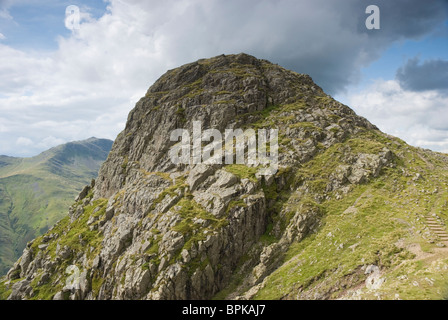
[0,0,446,156]
[0,8,12,20]
[16,137,33,146]
[36,136,66,150]
[0,32,5,40]
[344,79,448,152]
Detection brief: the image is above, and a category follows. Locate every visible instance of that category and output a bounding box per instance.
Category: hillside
[2,54,448,300]
[0,138,113,275]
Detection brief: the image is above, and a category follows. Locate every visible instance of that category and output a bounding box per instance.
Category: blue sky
[0,1,107,50]
[352,31,448,92]
[0,0,447,156]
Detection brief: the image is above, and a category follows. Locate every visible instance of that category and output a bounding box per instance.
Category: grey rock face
[7,279,32,300]
[328,147,393,191]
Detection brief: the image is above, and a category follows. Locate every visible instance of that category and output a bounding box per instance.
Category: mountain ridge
[2,53,448,300]
[0,137,113,275]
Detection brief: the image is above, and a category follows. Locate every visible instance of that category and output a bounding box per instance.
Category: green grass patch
[254,152,448,300]
[259,223,277,245]
[172,197,228,254]
[224,164,258,183]
[226,199,247,214]
[0,278,13,300]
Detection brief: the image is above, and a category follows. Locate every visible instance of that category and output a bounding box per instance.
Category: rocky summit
[2,53,448,300]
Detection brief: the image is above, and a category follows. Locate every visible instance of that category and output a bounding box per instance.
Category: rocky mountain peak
[95,53,373,199]
[6,53,442,301]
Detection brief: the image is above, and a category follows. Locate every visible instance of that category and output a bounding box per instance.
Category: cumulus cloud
[346,79,448,152]
[396,57,448,92]
[36,136,66,150]
[0,0,447,156]
[16,136,33,146]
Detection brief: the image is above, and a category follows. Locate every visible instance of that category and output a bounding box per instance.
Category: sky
[0,0,447,157]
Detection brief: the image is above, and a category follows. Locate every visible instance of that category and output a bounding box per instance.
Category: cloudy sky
[0,0,447,157]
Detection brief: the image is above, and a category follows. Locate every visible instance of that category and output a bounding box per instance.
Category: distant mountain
[0,137,113,275]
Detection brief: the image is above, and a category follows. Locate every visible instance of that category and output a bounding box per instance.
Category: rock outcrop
[1,53,420,300]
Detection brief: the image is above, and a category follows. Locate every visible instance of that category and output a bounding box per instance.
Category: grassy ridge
[254,132,448,299]
[210,99,448,300]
